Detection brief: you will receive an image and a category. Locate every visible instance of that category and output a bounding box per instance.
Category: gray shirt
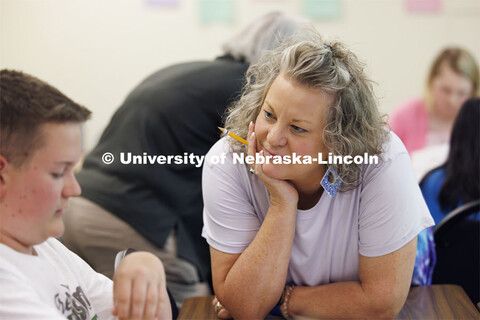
[202,132,434,286]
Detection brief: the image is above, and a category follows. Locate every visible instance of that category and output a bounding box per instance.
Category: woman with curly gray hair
[202,27,434,319]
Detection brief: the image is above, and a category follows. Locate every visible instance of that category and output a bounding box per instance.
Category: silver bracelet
[281,285,295,319]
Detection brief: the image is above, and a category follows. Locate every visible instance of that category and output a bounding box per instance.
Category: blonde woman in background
[390,48,479,154]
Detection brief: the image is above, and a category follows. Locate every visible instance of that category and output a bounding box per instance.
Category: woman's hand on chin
[247,122,299,208]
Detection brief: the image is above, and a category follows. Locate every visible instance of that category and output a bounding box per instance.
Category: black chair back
[433,200,480,304]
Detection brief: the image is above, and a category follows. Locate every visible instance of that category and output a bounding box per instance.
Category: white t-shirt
[202,132,434,286]
[0,238,114,319]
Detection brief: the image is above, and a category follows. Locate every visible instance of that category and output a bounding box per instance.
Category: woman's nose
[267,124,287,148]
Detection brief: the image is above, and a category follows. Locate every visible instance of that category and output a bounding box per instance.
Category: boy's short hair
[0,69,91,167]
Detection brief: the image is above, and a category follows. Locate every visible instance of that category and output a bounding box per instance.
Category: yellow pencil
[218,127,248,146]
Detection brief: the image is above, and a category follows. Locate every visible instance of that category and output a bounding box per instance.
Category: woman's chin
[261,164,289,180]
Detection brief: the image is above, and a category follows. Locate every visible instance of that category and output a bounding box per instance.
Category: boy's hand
[112,252,172,320]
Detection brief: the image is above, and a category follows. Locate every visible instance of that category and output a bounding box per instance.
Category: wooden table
[178,285,480,319]
[396,285,479,319]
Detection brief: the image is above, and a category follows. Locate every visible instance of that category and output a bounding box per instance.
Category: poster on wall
[145,0,180,7]
[199,0,235,24]
[302,0,341,20]
[405,0,442,13]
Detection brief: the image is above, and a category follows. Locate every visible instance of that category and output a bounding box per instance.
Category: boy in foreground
[0,69,173,320]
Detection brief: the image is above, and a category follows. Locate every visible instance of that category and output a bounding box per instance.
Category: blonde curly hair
[224,27,389,189]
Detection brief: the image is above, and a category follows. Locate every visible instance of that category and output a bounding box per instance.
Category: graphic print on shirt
[54,284,97,320]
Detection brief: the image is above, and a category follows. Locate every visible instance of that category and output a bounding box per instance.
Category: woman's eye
[264,111,274,119]
[291,125,307,134]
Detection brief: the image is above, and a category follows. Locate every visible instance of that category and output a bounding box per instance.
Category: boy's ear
[0,154,9,198]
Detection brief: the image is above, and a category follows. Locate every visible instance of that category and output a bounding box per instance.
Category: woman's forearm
[287,281,402,319]
[286,241,416,320]
[218,204,297,319]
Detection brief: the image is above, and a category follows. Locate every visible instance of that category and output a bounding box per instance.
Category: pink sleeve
[389,107,406,140]
[389,99,428,153]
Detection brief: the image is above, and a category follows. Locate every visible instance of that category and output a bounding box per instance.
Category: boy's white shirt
[0,238,114,319]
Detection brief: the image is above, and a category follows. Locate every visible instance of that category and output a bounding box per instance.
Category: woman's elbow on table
[360,239,416,318]
[234,307,271,320]
[366,288,407,319]
[218,291,275,320]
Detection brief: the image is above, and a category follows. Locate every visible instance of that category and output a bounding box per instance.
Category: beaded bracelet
[281,285,295,319]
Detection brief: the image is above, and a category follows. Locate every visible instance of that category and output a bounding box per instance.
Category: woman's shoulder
[205,137,247,167]
[206,136,230,156]
[378,130,409,161]
[204,137,249,180]
[360,131,413,183]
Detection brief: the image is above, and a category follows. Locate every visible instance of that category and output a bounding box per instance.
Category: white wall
[1,0,479,150]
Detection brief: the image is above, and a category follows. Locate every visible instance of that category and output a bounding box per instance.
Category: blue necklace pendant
[321,166,342,197]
